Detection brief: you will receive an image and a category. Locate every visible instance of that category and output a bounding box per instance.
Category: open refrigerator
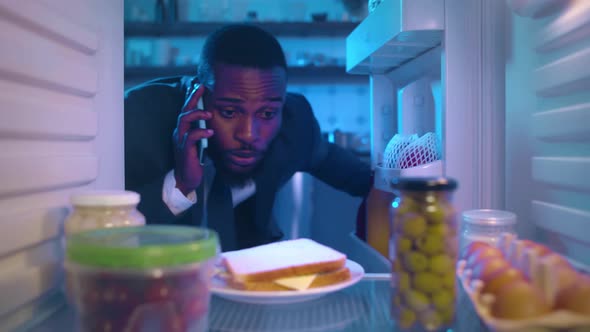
[346,0,590,329]
[0,0,588,330]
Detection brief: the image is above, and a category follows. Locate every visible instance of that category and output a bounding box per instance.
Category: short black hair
[198,24,287,89]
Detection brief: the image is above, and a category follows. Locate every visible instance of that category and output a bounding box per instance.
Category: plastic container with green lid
[65,225,219,332]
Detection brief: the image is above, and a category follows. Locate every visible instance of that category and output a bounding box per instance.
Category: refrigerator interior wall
[347,0,507,216]
[346,0,444,169]
[505,0,590,265]
[397,76,439,138]
[0,1,123,330]
[442,0,507,215]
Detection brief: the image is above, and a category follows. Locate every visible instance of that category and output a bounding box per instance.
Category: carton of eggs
[456,233,590,332]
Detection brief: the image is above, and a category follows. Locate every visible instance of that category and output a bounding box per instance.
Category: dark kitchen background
[123,0,382,270]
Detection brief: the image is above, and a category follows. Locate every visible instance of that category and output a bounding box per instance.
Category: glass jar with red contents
[65,225,219,332]
[389,177,458,332]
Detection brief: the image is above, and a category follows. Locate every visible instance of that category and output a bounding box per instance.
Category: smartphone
[197,96,208,166]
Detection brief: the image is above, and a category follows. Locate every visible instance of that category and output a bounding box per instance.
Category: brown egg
[538,253,577,293]
[556,275,590,315]
[460,241,490,261]
[555,266,579,294]
[553,255,573,269]
[481,267,526,295]
[520,240,552,256]
[470,258,511,283]
[543,253,574,270]
[465,246,504,270]
[491,280,550,319]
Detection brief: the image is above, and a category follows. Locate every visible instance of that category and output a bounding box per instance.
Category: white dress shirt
[162,170,256,216]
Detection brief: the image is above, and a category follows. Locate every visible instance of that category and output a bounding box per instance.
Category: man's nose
[235,117,258,145]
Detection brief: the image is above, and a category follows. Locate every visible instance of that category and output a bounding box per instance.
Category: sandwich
[220,238,351,291]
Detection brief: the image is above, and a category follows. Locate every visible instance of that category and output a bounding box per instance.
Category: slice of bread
[222,238,347,283]
[228,267,352,291]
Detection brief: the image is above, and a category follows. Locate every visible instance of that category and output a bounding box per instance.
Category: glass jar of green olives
[389,177,458,332]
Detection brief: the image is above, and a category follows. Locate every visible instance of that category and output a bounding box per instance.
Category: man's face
[204,63,287,176]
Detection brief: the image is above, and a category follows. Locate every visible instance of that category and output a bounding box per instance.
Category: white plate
[210,259,365,305]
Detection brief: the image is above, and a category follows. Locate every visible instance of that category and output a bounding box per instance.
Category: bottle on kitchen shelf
[365,175,395,259]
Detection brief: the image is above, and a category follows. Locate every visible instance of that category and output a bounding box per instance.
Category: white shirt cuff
[162,170,197,216]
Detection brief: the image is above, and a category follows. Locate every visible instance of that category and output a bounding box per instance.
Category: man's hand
[172,85,214,196]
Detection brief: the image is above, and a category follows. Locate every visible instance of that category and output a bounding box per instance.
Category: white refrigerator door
[505,0,590,265]
[0,0,123,330]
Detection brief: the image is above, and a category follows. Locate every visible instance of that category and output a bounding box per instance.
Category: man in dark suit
[124,24,371,251]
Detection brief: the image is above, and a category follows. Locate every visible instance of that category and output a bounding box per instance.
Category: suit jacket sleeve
[124,83,193,225]
[292,94,372,197]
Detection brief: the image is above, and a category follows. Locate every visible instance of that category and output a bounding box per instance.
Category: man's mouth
[228,151,259,167]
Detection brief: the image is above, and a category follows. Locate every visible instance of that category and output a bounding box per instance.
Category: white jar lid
[462,209,517,226]
[71,190,140,207]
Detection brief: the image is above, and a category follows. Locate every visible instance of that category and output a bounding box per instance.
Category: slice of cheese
[273,274,317,291]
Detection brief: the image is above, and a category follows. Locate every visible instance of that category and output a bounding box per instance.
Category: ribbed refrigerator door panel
[505,0,590,265]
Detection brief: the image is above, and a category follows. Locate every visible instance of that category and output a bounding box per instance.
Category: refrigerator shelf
[346,0,443,76]
[535,0,590,52]
[534,47,590,97]
[124,21,359,38]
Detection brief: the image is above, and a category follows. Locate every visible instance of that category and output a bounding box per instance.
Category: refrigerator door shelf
[373,160,444,193]
[506,0,563,18]
[346,0,444,76]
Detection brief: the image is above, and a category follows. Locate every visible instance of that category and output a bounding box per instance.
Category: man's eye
[219,109,236,118]
[259,111,277,120]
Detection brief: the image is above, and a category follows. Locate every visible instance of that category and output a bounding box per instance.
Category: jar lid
[66,225,219,269]
[462,209,517,226]
[390,177,458,191]
[71,190,140,207]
